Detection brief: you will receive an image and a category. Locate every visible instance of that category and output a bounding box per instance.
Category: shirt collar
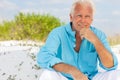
[65,22,76,39]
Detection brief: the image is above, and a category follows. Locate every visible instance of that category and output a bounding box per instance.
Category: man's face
[70,4,93,32]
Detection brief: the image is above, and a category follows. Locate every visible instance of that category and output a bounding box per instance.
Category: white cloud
[20,9,38,14]
[93,0,102,3]
[0,16,5,23]
[0,16,8,24]
[40,0,74,5]
[106,0,120,4]
[94,18,110,23]
[25,1,38,6]
[0,16,3,24]
[94,0,120,4]
[20,7,70,15]
[19,8,48,15]
[0,0,18,10]
[112,10,120,16]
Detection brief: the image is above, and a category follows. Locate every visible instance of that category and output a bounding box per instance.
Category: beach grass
[108,34,120,46]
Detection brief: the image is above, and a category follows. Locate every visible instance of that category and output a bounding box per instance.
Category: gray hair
[70,0,95,15]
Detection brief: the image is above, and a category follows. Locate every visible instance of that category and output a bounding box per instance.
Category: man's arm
[80,28,114,68]
[92,38,114,68]
[53,63,88,80]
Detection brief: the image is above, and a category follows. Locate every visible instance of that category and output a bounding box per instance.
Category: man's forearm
[93,38,114,68]
[53,63,80,75]
[52,63,86,79]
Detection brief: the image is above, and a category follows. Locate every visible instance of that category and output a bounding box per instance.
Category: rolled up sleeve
[99,52,118,70]
[98,32,118,70]
[37,29,63,70]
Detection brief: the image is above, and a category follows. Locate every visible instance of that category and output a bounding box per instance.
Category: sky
[0,0,120,36]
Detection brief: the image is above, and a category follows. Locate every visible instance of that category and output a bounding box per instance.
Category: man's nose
[81,17,86,23]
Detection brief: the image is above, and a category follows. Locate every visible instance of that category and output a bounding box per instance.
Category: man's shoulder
[53,25,65,31]
[51,24,67,33]
[47,24,67,37]
[90,26,106,37]
[90,26,104,34]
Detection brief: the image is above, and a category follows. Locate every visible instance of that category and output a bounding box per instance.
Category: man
[37,0,120,80]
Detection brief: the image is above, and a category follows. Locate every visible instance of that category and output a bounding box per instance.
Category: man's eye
[77,15,82,17]
[76,15,82,18]
[85,15,90,18]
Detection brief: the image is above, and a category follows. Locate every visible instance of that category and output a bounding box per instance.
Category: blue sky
[0,0,120,36]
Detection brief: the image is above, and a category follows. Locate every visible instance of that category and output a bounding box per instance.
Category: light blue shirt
[37,23,118,80]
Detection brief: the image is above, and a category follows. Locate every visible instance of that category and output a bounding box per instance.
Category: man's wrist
[69,67,83,78]
[92,37,101,46]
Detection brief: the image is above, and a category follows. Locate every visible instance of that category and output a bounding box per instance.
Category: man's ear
[91,18,93,21]
[69,14,72,22]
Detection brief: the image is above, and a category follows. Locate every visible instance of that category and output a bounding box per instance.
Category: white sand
[0,40,120,80]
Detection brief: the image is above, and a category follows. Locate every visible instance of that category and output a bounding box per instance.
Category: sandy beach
[0,40,120,80]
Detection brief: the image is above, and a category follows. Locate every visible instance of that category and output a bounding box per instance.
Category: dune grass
[108,34,120,46]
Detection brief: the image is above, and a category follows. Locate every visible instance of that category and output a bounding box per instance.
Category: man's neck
[74,32,82,53]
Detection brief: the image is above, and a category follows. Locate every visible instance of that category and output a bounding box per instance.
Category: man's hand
[77,23,98,43]
[79,27,98,44]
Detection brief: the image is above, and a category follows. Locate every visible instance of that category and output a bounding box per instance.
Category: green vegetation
[0,12,64,41]
[0,12,120,45]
